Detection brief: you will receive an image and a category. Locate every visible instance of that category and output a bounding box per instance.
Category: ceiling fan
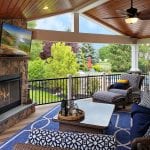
[102,0,150,24]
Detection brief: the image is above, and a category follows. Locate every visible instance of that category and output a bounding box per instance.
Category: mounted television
[0,23,32,56]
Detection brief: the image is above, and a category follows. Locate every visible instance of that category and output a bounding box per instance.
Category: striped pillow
[139,91,150,109]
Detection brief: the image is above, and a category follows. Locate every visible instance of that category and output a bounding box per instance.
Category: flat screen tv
[0,23,32,56]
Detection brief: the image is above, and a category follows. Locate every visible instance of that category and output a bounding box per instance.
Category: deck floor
[0,103,58,144]
[0,98,131,144]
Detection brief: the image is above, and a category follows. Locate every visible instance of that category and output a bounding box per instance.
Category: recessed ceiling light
[43,6,48,10]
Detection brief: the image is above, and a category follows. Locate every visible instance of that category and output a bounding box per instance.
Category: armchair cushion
[131,103,150,141]
[28,128,116,150]
[109,89,128,97]
[112,82,129,90]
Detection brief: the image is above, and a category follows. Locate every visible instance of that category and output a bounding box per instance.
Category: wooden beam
[32,29,135,44]
[75,0,109,13]
[73,13,79,33]
[137,38,150,44]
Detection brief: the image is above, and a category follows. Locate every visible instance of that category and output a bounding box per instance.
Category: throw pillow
[117,79,129,84]
[113,82,129,90]
[139,91,150,109]
[28,128,116,150]
[144,126,150,137]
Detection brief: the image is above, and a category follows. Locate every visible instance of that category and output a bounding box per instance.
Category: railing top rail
[29,73,123,82]
[29,77,68,82]
[29,73,148,82]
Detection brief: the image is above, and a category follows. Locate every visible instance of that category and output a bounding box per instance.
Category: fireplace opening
[0,74,21,114]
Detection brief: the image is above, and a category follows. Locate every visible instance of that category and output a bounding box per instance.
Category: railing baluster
[31,73,150,105]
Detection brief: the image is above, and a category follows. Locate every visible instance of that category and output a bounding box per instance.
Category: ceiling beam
[137,38,150,44]
[75,0,110,13]
[32,29,136,44]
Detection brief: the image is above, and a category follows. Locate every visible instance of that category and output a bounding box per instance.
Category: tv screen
[0,23,32,56]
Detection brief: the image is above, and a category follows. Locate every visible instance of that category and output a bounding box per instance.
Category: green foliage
[27,21,37,29]
[30,40,43,60]
[30,90,62,104]
[92,64,101,72]
[44,42,79,78]
[77,43,98,71]
[99,44,131,72]
[28,59,45,80]
[99,61,112,73]
[87,78,101,95]
[139,45,150,73]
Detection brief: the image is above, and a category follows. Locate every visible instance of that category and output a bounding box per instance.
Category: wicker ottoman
[92,91,125,108]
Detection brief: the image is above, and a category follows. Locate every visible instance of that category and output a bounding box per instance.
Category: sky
[35,13,118,51]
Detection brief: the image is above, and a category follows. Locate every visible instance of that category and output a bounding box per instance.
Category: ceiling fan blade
[116,9,128,15]
[138,9,150,20]
[102,16,125,19]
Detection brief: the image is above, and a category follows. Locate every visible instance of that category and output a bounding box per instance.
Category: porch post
[73,12,79,33]
[130,44,140,73]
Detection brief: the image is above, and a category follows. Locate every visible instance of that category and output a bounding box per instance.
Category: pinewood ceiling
[0,0,89,20]
[84,0,150,38]
[0,0,150,39]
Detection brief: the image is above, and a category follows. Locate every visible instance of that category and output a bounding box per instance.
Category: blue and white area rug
[0,105,132,150]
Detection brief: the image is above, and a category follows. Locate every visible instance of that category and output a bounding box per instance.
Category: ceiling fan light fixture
[125,17,138,24]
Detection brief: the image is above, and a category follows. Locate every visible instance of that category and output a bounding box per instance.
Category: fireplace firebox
[0,74,21,114]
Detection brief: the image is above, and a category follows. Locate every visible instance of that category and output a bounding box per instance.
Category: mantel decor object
[58,108,85,121]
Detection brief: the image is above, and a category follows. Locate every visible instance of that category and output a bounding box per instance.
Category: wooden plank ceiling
[0,0,89,20]
[84,0,150,39]
[0,0,150,39]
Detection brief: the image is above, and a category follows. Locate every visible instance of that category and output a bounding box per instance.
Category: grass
[30,89,63,104]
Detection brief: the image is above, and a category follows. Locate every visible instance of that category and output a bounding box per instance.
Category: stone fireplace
[0,74,21,114]
[0,56,35,133]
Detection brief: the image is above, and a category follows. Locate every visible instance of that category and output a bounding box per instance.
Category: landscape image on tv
[0,23,32,55]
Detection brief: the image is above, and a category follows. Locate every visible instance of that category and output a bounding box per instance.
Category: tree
[30,40,43,60]
[99,44,131,72]
[40,41,79,60]
[27,21,37,29]
[27,20,43,60]
[28,59,45,80]
[44,42,79,78]
[139,45,150,73]
[77,43,98,71]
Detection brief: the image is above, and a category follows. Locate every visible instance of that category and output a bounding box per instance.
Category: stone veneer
[0,104,35,133]
[0,56,35,133]
[0,56,29,104]
[0,19,35,133]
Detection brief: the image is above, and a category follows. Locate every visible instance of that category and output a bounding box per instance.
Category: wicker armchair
[108,74,144,104]
[131,136,150,150]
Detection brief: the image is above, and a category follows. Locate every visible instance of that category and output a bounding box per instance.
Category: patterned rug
[0,105,132,150]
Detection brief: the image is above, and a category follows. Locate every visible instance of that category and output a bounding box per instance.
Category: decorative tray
[58,109,85,121]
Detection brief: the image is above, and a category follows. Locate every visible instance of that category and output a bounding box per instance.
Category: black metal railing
[29,73,149,105]
[29,74,121,105]
[29,77,68,105]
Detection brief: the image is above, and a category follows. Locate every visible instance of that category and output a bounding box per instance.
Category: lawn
[30,89,63,104]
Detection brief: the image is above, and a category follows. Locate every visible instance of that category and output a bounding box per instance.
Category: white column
[130,44,140,72]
